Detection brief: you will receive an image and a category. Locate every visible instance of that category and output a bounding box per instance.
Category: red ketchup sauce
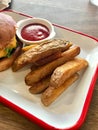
[21,23,50,41]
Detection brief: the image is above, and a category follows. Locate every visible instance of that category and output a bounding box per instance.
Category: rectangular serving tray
[0,10,98,130]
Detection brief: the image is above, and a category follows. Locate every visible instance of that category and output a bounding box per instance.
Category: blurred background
[8,0,98,38]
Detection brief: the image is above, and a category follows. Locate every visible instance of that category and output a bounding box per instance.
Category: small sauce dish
[16,17,56,45]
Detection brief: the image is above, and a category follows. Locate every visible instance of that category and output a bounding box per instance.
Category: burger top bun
[0,13,16,49]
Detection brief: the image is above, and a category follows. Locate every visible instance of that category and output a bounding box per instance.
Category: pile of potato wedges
[12,39,88,106]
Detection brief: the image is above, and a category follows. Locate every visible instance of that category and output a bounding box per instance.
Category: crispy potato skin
[33,51,62,66]
[12,39,72,72]
[50,57,88,88]
[41,73,79,106]
[29,76,50,94]
[25,46,80,85]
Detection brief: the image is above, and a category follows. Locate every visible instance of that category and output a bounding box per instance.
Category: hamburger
[0,13,22,71]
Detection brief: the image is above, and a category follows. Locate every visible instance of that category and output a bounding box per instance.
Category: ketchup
[21,23,50,41]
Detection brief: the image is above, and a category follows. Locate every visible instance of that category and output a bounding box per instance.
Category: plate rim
[0,9,98,130]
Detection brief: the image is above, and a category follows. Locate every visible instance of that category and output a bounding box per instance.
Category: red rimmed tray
[0,10,98,130]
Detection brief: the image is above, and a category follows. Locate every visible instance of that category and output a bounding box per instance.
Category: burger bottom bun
[0,41,23,72]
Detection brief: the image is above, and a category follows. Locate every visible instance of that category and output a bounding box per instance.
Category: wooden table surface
[0,0,98,130]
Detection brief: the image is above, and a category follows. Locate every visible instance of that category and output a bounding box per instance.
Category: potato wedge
[12,39,72,72]
[22,44,38,52]
[25,46,80,86]
[29,76,50,94]
[41,73,79,106]
[50,57,88,88]
[33,51,62,66]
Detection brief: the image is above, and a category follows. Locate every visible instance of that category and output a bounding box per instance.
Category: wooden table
[0,0,98,130]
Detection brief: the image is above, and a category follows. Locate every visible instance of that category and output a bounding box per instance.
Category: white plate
[0,10,98,130]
